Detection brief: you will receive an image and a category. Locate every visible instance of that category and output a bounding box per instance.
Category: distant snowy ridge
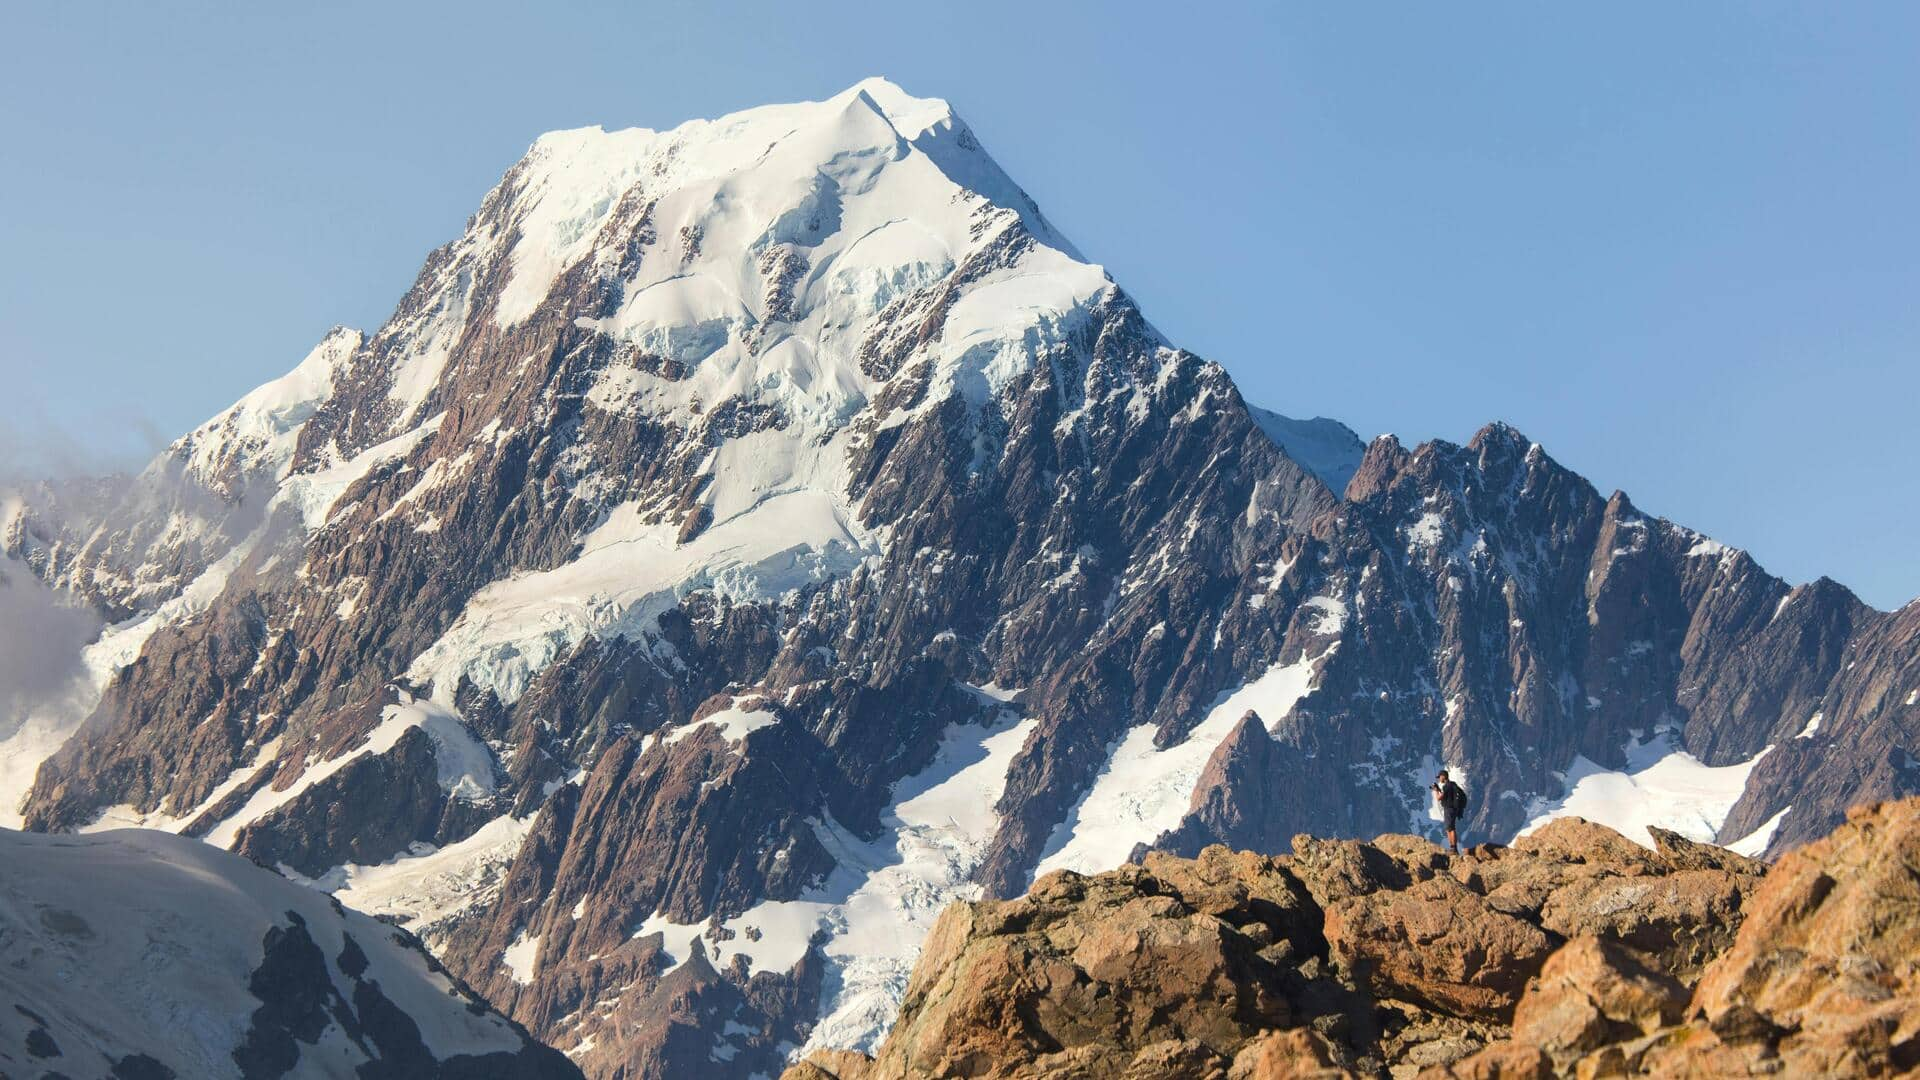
[1519,729,1779,854]
[0,827,576,1078]
[1249,406,1366,495]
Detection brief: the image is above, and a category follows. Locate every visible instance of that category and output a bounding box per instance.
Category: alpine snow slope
[3,79,1916,1079]
[0,827,578,1079]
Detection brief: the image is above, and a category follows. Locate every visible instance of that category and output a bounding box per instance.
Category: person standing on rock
[1433,770,1468,855]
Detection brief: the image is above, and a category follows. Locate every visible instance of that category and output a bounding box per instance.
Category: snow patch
[1727,805,1791,858]
[1033,649,1329,878]
[1687,538,1730,558]
[1302,595,1349,636]
[275,414,443,529]
[408,488,877,706]
[200,695,492,848]
[502,928,541,985]
[1520,731,1772,847]
[1407,512,1445,551]
[638,706,1038,1057]
[661,702,779,748]
[1247,407,1365,494]
[330,814,536,937]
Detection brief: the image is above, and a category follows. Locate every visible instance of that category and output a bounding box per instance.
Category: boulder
[861,862,1304,1078]
[1323,877,1555,1022]
[1657,797,1920,1074]
[1227,1028,1352,1079]
[1535,867,1751,980]
[1510,935,1686,1062]
[1509,817,1663,876]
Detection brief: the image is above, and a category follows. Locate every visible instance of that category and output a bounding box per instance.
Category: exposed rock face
[0,827,578,1080]
[1501,935,1686,1068]
[1439,796,1920,1077]
[1324,875,1555,1023]
[865,852,1310,1076]
[2,78,1915,1078]
[1170,433,1920,863]
[793,799,1920,1079]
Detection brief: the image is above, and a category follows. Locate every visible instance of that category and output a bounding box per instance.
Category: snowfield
[408,489,878,706]
[0,828,535,1078]
[1520,730,1776,850]
[630,694,1037,1056]
[1034,648,1331,878]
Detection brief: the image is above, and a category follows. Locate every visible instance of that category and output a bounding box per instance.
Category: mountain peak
[835,75,957,138]
[1467,419,1532,455]
[488,78,1073,335]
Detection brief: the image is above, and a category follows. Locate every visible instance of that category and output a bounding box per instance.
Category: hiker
[1432,770,1468,854]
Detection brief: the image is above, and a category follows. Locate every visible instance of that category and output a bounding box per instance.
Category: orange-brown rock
[856,863,1312,1078]
[1323,877,1555,1022]
[1640,796,1920,1075]
[1645,825,1768,876]
[1467,817,1765,982]
[1227,1029,1353,1079]
[1416,1041,1549,1080]
[1510,936,1686,1062]
[1533,867,1752,981]
[1433,797,1920,1078]
[790,800,1920,1079]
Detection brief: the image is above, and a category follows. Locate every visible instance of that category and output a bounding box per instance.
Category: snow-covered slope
[1249,406,1365,495]
[1518,729,1778,852]
[0,827,577,1079]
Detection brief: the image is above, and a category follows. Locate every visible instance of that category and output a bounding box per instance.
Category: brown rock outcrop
[1505,936,1686,1065]
[787,809,1813,1079]
[1436,797,1920,1077]
[1324,877,1554,1023]
[853,861,1313,1078]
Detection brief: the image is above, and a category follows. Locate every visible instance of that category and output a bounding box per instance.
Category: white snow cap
[493,76,1077,331]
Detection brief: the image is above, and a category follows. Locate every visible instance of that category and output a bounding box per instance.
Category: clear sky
[4,3,1915,607]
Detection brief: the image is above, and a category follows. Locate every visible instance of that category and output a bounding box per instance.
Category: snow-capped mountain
[0,827,578,1078]
[3,79,1915,1079]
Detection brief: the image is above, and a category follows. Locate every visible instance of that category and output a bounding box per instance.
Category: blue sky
[4,3,1915,606]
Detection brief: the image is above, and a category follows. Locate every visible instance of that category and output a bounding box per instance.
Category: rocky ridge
[786,795,1920,1078]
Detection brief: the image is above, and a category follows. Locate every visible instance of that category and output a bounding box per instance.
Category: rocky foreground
[784,796,1920,1078]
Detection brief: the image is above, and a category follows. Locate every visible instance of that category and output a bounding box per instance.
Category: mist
[0,555,104,738]
[0,404,163,491]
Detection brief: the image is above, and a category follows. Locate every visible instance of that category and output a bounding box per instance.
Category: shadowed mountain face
[2,79,1914,1079]
[0,828,579,1080]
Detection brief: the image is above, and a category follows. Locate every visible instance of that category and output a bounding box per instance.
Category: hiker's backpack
[1445,782,1468,817]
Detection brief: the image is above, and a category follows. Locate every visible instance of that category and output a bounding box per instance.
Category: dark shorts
[1443,811,1460,832]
